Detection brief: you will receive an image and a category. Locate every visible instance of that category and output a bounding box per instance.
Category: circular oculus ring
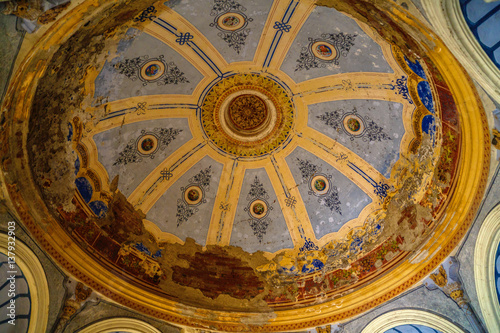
[217,13,245,31]
[217,89,278,143]
[140,60,165,81]
[311,41,337,61]
[250,199,268,219]
[311,175,330,195]
[343,114,365,135]
[184,186,203,205]
[137,134,158,155]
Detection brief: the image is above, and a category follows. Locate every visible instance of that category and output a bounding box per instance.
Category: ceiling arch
[0,0,490,331]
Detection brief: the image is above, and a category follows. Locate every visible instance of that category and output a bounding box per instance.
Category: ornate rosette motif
[200,74,294,158]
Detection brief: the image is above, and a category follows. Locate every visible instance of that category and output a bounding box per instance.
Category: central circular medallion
[200,74,294,158]
[228,94,268,131]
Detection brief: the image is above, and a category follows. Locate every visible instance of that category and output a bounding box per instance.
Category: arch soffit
[0,232,49,333]
[475,203,500,332]
[360,309,465,333]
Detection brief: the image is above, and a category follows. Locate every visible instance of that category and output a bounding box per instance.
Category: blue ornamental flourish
[299,237,319,252]
[374,182,391,199]
[175,32,194,45]
[273,21,291,32]
[391,76,413,104]
[133,6,157,23]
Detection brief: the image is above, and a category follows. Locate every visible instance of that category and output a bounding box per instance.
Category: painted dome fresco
[0,0,490,331]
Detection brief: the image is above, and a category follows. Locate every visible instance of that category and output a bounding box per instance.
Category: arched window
[384,324,442,332]
[361,309,464,333]
[78,317,161,333]
[0,233,49,333]
[421,0,500,104]
[474,203,500,331]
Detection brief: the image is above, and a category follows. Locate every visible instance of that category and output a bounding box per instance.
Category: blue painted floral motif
[133,6,157,23]
[299,237,319,252]
[374,182,390,199]
[391,76,413,104]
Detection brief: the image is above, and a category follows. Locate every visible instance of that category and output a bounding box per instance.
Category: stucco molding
[474,203,500,332]
[77,317,162,333]
[421,0,500,104]
[360,309,465,333]
[0,232,49,333]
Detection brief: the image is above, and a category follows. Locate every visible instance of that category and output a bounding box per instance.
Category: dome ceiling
[0,0,490,331]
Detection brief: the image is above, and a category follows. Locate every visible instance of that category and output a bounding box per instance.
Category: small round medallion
[141,138,155,151]
[347,118,361,132]
[145,64,160,77]
[343,114,365,135]
[137,135,158,155]
[223,16,240,27]
[184,186,203,205]
[311,175,330,195]
[217,13,245,31]
[316,44,332,57]
[250,199,268,219]
[140,60,164,81]
[311,41,337,61]
[228,95,268,131]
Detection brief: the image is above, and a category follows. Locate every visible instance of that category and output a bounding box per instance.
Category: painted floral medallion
[200,73,294,158]
[228,94,268,131]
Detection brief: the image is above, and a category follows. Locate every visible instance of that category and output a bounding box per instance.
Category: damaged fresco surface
[0,0,489,331]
